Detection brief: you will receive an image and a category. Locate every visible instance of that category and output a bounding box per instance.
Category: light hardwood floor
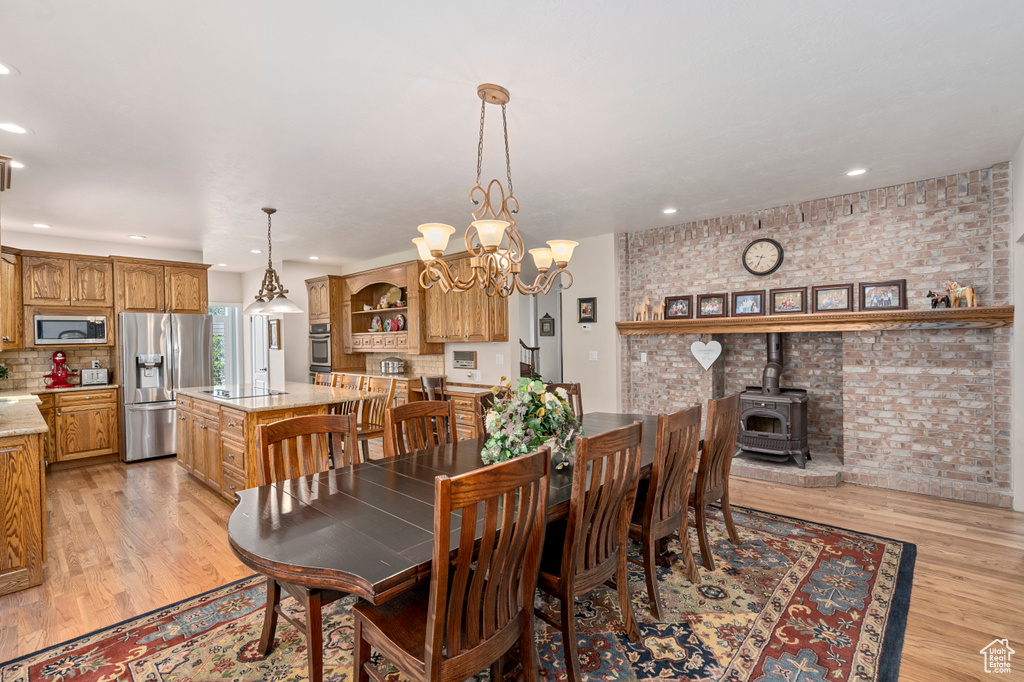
[1,458,1022,682]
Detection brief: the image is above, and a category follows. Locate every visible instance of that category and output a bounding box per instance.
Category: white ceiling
[1,1,1023,271]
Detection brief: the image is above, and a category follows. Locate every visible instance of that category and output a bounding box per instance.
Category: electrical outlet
[581,323,592,332]
[466,370,481,382]
[91,360,101,368]
[495,353,504,365]
[589,351,598,362]
[640,352,648,363]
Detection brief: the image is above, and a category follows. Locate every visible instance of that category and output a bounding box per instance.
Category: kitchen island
[0,398,49,596]
[175,382,373,501]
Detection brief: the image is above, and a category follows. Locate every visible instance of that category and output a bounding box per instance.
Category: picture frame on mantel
[732,290,765,317]
[770,286,808,314]
[860,279,907,311]
[268,319,282,350]
[577,297,597,323]
[696,293,728,318]
[664,295,692,319]
[812,283,854,313]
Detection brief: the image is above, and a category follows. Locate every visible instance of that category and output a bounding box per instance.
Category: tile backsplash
[363,352,444,377]
[0,347,117,390]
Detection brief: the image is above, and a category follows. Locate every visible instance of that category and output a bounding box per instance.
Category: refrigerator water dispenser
[135,354,165,389]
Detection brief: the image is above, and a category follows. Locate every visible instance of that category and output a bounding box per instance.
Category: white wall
[208,270,242,303]
[559,233,621,414]
[1011,141,1024,511]
[536,286,562,382]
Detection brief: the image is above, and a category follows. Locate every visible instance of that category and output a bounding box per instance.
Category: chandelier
[413,84,577,297]
[242,207,304,315]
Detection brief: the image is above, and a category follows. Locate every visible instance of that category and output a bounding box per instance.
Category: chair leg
[560,595,583,682]
[354,615,371,682]
[303,589,324,682]
[257,577,280,656]
[721,485,740,545]
[641,533,662,619]
[518,609,539,682]
[694,501,715,572]
[679,518,701,584]
[616,550,641,643]
[360,438,370,463]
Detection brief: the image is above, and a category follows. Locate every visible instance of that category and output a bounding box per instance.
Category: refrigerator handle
[166,316,178,394]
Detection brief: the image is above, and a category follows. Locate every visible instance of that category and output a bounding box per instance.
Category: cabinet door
[117,262,165,312]
[1,253,22,350]
[306,280,322,319]
[56,402,119,461]
[165,266,208,314]
[0,438,44,596]
[460,259,489,342]
[488,292,509,342]
[423,278,447,343]
[176,410,192,473]
[70,260,113,307]
[201,417,221,490]
[39,407,56,465]
[23,257,70,306]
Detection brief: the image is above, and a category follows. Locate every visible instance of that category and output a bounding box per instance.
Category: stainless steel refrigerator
[119,312,212,462]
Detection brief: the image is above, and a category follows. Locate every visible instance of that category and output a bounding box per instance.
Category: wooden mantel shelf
[615,305,1014,336]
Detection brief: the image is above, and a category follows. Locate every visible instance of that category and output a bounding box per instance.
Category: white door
[250,316,269,388]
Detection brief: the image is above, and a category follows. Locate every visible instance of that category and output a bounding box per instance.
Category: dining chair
[383,400,457,458]
[356,376,397,461]
[690,393,742,571]
[628,405,703,618]
[313,372,332,386]
[535,421,643,682]
[327,373,364,417]
[253,412,358,682]
[545,382,583,418]
[419,375,446,401]
[353,448,550,682]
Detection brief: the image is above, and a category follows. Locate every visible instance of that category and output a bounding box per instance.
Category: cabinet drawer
[383,334,396,348]
[456,424,478,441]
[57,390,116,407]
[192,400,221,420]
[453,409,478,430]
[221,437,245,472]
[371,335,385,348]
[176,396,192,411]
[352,336,365,348]
[221,467,246,502]
[395,334,408,348]
[221,408,245,440]
[451,396,477,413]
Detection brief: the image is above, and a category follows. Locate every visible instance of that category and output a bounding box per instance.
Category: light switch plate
[640,352,648,363]
[495,353,504,365]
[589,351,598,361]
[581,323,592,332]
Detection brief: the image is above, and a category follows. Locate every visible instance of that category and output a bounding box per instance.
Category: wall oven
[34,314,108,345]
[309,323,332,380]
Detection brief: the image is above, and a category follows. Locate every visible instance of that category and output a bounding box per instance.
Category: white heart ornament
[690,340,722,371]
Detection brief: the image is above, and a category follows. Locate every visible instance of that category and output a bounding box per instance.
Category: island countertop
[0,402,49,438]
[177,382,373,413]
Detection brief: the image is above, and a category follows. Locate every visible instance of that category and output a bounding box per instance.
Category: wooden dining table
[227,412,660,605]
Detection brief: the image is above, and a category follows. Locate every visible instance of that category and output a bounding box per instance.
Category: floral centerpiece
[480,377,583,468]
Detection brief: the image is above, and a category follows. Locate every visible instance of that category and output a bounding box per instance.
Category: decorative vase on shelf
[480,378,582,470]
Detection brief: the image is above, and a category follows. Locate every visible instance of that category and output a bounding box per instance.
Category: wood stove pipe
[762,332,783,396]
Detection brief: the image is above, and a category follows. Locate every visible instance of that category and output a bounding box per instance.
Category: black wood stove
[736,333,811,468]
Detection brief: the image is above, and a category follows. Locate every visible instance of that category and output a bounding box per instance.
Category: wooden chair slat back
[420,375,447,401]
[255,413,358,485]
[646,405,702,529]
[698,394,741,495]
[383,400,458,458]
[565,422,642,577]
[426,449,549,667]
[313,372,332,386]
[545,382,583,418]
[359,377,396,428]
[331,373,364,391]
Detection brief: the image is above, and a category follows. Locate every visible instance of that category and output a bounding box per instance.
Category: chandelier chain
[266,211,273,268]
[475,98,487,186]
[501,103,513,197]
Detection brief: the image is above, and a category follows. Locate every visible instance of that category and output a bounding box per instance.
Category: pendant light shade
[261,294,304,314]
[242,298,267,315]
[244,207,303,315]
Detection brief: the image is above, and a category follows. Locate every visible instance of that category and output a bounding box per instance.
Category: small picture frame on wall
[696,293,728,318]
[268,319,282,350]
[770,287,808,315]
[812,284,854,313]
[539,313,556,336]
[732,290,765,317]
[859,279,907,311]
[577,297,597,323]
[664,295,692,319]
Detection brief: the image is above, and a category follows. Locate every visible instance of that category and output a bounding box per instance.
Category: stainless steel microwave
[33,315,108,345]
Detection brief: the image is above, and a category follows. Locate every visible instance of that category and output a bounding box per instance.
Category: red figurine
[43,351,78,389]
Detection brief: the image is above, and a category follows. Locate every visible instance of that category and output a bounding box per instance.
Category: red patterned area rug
[0,506,914,682]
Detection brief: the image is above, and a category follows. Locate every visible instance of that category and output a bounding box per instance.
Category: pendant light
[243,208,303,315]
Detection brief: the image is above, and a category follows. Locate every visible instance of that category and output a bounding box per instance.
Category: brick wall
[618,163,1013,507]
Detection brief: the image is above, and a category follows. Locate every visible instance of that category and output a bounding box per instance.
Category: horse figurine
[926,290,950,309]
[633,295,651,321]
[651,299,665,321]
[945,280,977,308]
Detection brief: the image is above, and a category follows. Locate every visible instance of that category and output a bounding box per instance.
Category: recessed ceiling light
[0,123,29,134]
[309,256,319,260]
[846,168,869,176]
[11,160,24,169]
[662,208,678,214]
[32,223,50,229]
[251,249,262,254]
[0,61,19,76]
[128,235,146,240]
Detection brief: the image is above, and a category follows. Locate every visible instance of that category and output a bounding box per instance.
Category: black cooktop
[199,387,287,400]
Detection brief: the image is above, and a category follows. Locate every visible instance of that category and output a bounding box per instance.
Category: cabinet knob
[228,422,235,427]
[64,298,69,301]
[84,396,90,400]
[72,298,77,301]
[2,336,7,341]
[228,453,235,460]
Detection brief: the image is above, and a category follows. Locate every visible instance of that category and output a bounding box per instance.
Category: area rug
[0,506,915,682]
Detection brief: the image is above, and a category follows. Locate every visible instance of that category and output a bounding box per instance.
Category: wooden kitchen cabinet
[113,259,209,314]
[0,432,46,597]
[422,253,509,343]
[22,255,113,307]
[306,277,334,323]
[2,250,22,350]
[305,274,365,371]
[164,265,208,314]
[175,398,194,474]
[37,393,55,465]
[54,389,119,461]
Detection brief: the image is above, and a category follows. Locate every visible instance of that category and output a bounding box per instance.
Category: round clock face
[742,238,784,276]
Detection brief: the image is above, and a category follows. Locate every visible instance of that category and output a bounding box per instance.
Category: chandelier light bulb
[417,223,456,254]
[472,219,509,251]
[546,240,578,266]
[529,247,553,272]
[412,237,432,262]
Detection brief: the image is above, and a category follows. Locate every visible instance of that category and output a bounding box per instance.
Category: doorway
[249,315,269,388]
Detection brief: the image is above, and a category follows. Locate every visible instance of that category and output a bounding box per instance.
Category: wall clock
[741,237,784,276]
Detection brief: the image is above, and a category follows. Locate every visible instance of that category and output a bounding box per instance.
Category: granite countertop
[178,382,373,413]
[0,402,49,438]
[0,384,119,400]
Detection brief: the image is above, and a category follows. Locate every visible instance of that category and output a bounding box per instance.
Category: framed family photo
[696,293,728,319]
[664,295,692,319]
[577,297,597,323]
[539,313,556,336]
[770,287,807,314]
[732,290,765,317]
[812,284,854,313]
[859,279,907,311]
